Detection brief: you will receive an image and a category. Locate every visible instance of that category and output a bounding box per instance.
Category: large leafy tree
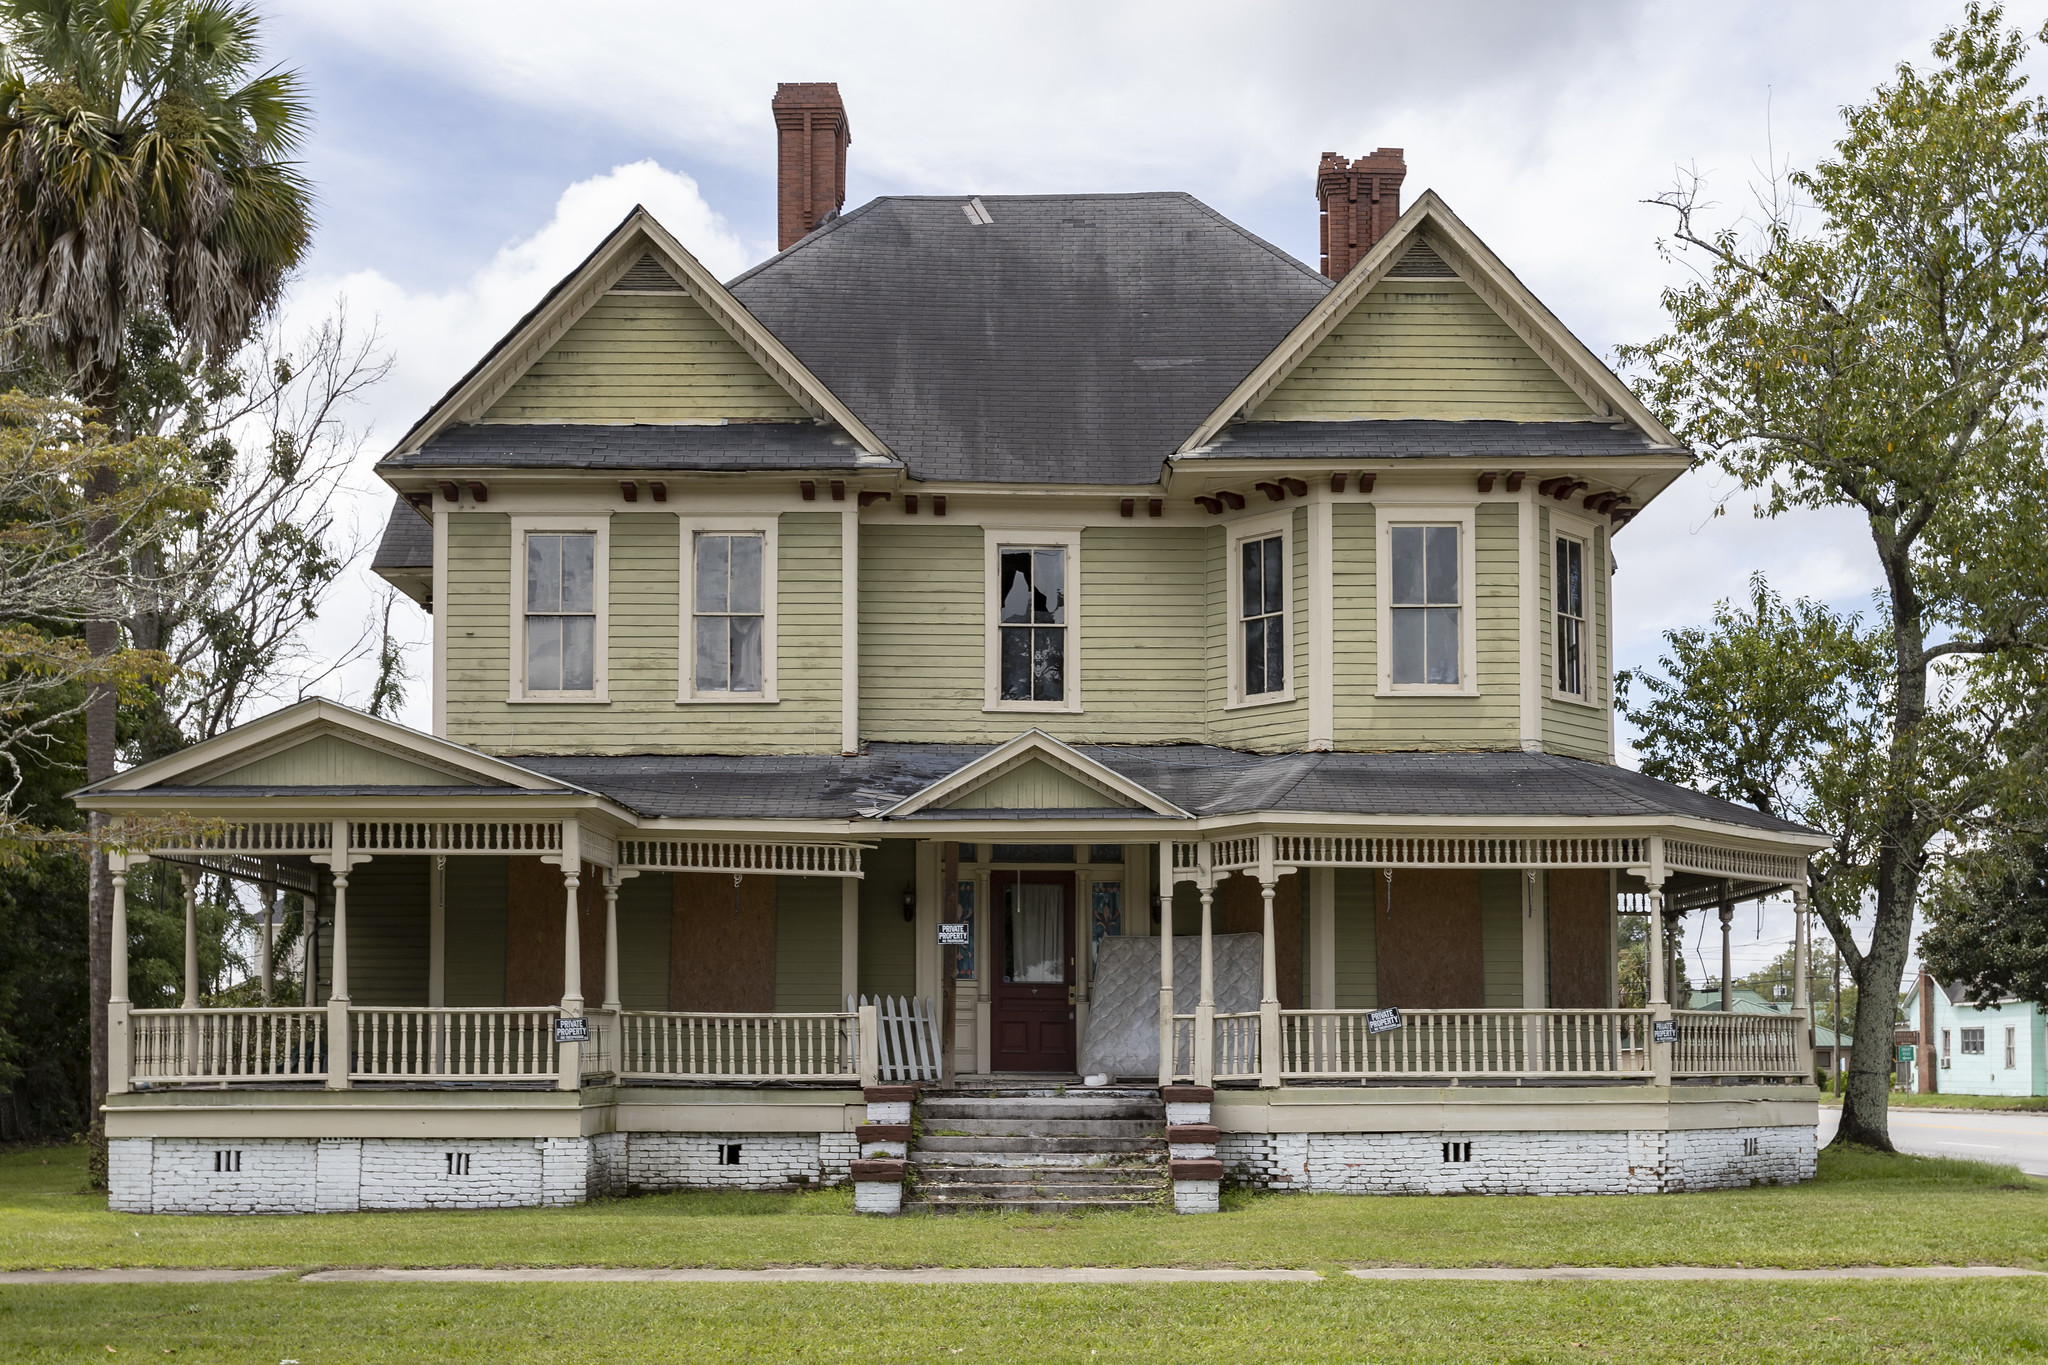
[0,0,309,1143]
[1620,5,2048,1149]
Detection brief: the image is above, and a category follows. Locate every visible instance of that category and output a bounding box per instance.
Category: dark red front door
[992,871,1075,1072]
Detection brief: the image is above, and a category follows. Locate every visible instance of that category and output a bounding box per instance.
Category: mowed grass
[4,1278,2047,1363]
[2,1141,2045,1272]
[1822,1091,2048,1113]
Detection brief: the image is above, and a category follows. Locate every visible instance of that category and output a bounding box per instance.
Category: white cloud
[275,161,747,730]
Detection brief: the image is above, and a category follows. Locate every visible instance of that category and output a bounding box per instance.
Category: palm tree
[0,0,311,1149]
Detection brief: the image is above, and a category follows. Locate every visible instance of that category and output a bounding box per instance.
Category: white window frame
[679,516,779,704]
[983,527,1082,714]
[509,515,611,704]
[1227,510,1295,708]
[1549,512,1599,707]
[1376,505,1478,697]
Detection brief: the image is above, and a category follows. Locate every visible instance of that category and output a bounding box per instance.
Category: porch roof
[509,745,1819,837]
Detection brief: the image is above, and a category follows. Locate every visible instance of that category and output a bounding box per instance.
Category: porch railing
[130,1007,328,1084]
[617,1010,859,1082]
[1671,1009,1802,1079]
[1274,1008,1653,1080]
[1213,1011,1262,1080]
[350,1007,560,1081]
[1169,1014,1197,1082]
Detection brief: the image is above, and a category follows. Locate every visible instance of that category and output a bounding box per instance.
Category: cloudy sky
[260,0,2032,981]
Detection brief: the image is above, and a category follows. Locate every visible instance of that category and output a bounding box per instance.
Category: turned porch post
[1644,839,1671,1087]
[1256,835,1283,1088]
[1194,880,1216,1087]
[1718,880,1735,1013]
[602,871,623,1014]
[259,881,276,1007]
[319,818,357,1091]
[179,869,200,1010]
[1157,841,1175,1087]
[555,829,584,1093]
[1792,883,1814,1081]
[108,855,134,1095]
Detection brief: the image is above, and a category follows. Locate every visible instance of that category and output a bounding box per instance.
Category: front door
[992,871,1076,1072]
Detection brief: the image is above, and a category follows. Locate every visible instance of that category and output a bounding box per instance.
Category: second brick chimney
[773,82,852,251]
[1317,149,1406,281]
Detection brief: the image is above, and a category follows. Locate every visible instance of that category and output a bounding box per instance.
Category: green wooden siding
[442,511,840,755]
[203,734,474,787]
[775,876,843,1011]
[1077,524,1206,742]
[858,840,917,999]
[485,292,811,423]
[323,856,429,1005]
[1333,868,1378,1009]
[948,760,1126,810]
[1333,501,1520,750]
[442,857,507,1008]
[859,524,985,742]
[1479,870,1523,1007]
[1540,508,1611,761]
[615,872,671,1010]
[1259,281,1595,422]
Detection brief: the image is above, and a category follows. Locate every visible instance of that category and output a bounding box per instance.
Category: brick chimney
[773,82,852,251]
[1317,149,1406,281]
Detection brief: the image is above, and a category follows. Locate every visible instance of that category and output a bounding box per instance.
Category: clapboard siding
[859,523,986,741]
[486,292,811,422]
[1478,869,1523,1008]
[442,857,507,1008]
[1540,508,1612,761]
[1077,524,1206,741]
[1260,281,1595,422]
[1333,868,1379,1009]
[615,872,672,1010]
[775,876,844,1011]
[329,856,430,1005]
[858,841,918,1000]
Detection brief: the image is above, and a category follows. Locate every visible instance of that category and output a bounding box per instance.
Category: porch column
[1645,856,1671,1086]
[1522,870,1547,1071]
[1157,842,1175,1087]
[325,835,353,1092]
[1792,884,1814,1080]
[602,871,623,1014]
[427,857,446,1008]
[259,882,276,1007]
[1719,882,1735,1012]
[180,870,200,1009]
[1257,870,1282,1089]
[557,857,583,1093]
[1194,882,1216,1087]
[108,857,133,1095]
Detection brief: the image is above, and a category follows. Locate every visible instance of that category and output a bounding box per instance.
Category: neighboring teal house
[76,83,1829,1215]
[1904,978,2048,1098]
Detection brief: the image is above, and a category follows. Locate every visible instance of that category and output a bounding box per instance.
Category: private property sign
[553,1017,590,1044]
[937,922,971,947]
[1652,1019,1679,1045]
[1366,1007,1402,1035]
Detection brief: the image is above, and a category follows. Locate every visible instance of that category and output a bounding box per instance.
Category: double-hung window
[1389,524,1461,686]
[693,532,765,694]
[998,545,1067,704]
[1239,533,1287,698]
[1555,533,1586,698]
[1961,1027,1985,1055]
[2005,1026,2017,1069]
[524,532,597,695]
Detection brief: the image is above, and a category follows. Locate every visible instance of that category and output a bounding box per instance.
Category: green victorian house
[80,83,1824,1216]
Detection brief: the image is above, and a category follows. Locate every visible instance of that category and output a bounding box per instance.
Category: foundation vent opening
[446,1152,472,1176]
[718,1143,744,1166]
[1741,1136,1761,1157]
[1440,1141,1472,1164]
[213,1150,241,1174]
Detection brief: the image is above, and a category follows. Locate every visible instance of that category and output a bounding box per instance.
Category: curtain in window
[1004,882,1064,983]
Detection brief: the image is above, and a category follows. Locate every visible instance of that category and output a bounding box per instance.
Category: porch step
[907,1091,1168,1214]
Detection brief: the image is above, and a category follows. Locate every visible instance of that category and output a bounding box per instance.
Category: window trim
[1375,505,1478,697]
[983,527,1082,714]
[509,515,610,704]
[678,516,780,704]
[1226,510,1295,709]
[1548,509,1603,709]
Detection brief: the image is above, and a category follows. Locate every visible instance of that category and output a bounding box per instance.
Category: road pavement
[1817,1106,2048,1176]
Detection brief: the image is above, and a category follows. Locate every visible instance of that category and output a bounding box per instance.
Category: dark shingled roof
[1185,419,1673,461]
[726,193,1333,485]
[371,496,431,571]
[383,421,889,472]
[506,746,1816,836]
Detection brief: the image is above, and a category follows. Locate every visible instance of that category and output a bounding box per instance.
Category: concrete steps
[909,1088,1167,1214]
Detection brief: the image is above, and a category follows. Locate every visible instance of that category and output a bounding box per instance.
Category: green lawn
[1821,1091,2048,1113]
[4,1278,2047,1363]
[3,1141,2045,1273]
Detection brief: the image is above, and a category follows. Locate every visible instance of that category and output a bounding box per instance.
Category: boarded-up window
[505,858,605,1007]
[1374,870,1483,1008]
[1547,870,1610,1009]
[671,872,776,1012]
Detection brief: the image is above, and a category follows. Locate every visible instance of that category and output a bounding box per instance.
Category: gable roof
[74,699,577,796]
[885,730,1190,818]
[727,193,1332,485]
[1179,191,1681,453]
[383,206,889,461]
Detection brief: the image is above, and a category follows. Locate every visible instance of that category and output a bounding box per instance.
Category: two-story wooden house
[82,83,1825,1215]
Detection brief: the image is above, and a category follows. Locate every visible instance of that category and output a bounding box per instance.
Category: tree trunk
[83,383,122,1187]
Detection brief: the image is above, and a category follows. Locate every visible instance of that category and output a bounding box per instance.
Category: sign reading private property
[1366,1007,1402,1035]
[1652,1019,1679,1045]
[937,922,971,946]
[553,1016,591,1044]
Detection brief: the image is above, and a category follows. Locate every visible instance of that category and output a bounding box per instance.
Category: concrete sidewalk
[1349,1266,2046,1282]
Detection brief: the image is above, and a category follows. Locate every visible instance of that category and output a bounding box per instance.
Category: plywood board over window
[1374,869,1484,1008]
[1547,869,1610,1009]
[671,871,776,1012]
[505,857,605,1007]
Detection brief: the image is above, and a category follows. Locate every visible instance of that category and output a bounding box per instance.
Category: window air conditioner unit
[1940,1057,1952,1068]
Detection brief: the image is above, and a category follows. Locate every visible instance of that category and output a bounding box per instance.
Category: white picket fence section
[848,994,941,1082]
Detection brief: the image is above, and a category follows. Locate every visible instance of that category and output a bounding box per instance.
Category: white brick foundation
[1218,1125,1816,1196]
[1172,1179,1220,1214]
[623,1133,832,1192]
